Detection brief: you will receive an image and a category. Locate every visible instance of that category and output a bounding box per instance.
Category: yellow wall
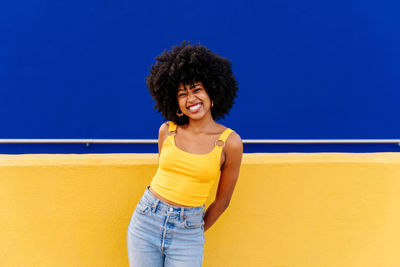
[1,153,400,267]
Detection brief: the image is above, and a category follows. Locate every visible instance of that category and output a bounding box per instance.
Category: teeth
[188,103,201,111]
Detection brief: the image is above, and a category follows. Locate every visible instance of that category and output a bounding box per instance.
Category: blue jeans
[127,186,205,267]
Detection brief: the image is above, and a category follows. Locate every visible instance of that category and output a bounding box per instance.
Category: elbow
[223,200,231,210]
[216,197,231,210]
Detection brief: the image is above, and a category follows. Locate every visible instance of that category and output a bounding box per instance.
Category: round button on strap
[215,139,226,148]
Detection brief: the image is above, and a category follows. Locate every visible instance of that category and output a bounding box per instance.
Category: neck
[187,113,217,133]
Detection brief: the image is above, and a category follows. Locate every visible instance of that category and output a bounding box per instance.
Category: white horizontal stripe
[0,139,399,144]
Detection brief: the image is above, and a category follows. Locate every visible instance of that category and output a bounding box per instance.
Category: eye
[194,88,201,92]
[178,93,187,97]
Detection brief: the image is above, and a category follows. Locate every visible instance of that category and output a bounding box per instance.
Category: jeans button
[169,207,173,212]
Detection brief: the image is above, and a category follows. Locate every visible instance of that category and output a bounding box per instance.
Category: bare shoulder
[157,122,170,155]
[225,131,243,152]
[221,130,243,170]
[216,122,243,152]
[159,121,169,133]
[158,122,169,140]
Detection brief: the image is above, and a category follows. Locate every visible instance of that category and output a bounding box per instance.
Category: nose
[187,91,197,102]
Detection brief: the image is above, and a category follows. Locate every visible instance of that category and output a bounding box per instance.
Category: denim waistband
[142,186,205,216]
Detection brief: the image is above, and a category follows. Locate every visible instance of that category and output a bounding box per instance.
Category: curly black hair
[146,41,239,125]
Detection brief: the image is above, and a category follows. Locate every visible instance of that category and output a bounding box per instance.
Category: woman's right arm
[158,122,169,158]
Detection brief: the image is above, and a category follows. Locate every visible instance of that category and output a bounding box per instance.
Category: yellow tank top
[150,121,234,206]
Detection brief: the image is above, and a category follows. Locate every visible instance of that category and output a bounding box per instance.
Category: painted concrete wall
[1,153,400,266]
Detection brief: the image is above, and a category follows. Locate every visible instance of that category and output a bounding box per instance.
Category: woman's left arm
[203,132,243,232]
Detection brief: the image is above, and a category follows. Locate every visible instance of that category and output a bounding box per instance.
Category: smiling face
[177,81,213,121]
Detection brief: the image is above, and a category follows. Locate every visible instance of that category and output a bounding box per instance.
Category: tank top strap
[217,128,234,145]
[168,121,177,133]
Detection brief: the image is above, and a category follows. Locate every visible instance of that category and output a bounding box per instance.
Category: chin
[188,112,208,120]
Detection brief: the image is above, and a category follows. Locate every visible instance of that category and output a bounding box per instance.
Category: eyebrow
[178,83,201,91]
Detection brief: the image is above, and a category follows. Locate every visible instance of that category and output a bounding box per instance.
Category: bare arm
[203,132,243,232]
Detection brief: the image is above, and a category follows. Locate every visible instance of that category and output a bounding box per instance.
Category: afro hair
[146,41,239,125]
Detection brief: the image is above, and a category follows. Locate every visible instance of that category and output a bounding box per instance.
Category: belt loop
[151,199,159,213]
[202,204,206,215]
[180,207,184,222]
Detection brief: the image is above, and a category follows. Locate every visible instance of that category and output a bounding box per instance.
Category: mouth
[187,103,202,113]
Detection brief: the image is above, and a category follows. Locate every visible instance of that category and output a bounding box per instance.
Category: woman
[127,41,243,266]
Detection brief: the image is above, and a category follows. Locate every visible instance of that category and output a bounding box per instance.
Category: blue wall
[1,0,399,153]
